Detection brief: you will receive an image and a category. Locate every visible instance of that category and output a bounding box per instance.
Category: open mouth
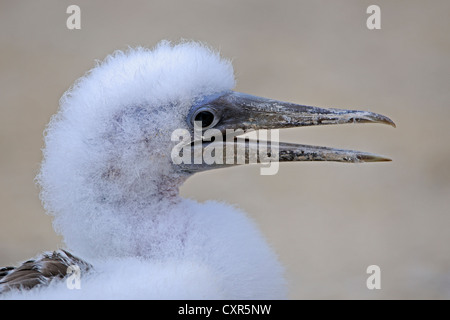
[174,91,395,172]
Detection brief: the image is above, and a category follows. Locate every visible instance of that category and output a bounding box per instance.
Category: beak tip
[387,119,396,128]
[357,154,392,162]
[370,113,396,128]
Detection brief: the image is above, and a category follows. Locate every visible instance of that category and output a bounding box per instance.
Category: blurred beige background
[1,0,449,299]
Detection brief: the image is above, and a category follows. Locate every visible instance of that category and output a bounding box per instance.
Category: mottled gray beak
[176,91,395,172]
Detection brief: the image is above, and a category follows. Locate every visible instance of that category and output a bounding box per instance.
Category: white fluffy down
[4,201,286,299]
[8,41,287,299]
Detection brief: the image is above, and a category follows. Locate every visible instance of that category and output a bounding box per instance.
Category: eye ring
[190,106,220,130]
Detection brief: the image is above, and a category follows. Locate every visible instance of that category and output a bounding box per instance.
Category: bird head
[38,40,394,223]
[35,41,395,258]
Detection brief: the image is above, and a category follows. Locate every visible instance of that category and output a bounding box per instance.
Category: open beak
[178,91,395,172]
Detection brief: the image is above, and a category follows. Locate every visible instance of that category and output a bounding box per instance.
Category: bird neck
[55,173,191,260]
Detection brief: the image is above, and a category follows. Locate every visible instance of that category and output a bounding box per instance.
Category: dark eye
[195,111,215,128]
[190,107,219,129]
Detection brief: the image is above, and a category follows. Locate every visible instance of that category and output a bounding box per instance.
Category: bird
[0,41,395,299]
